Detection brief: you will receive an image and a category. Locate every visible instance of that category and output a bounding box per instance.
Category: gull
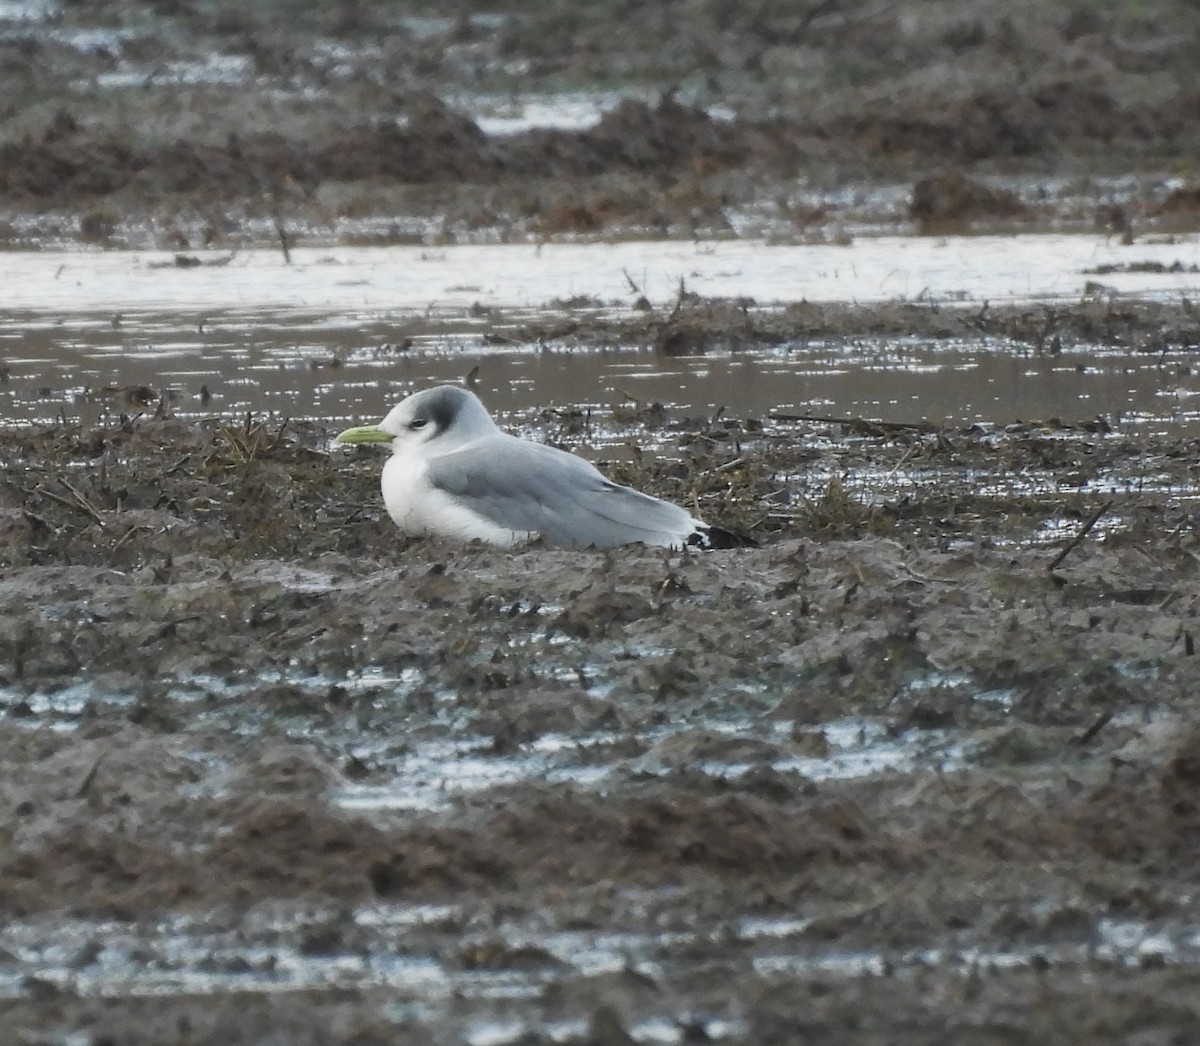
[335,385,753,550]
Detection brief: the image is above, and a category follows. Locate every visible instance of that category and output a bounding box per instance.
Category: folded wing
[424,435,702,549]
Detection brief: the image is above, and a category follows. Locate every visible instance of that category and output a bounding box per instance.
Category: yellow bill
[335,425,393,445]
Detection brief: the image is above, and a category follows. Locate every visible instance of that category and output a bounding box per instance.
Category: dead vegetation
[2,2,1200,244]
[509,293,1200,356]
[2,393,1196,572]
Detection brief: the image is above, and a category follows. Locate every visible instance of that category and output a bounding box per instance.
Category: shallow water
[3,236,1196,312]
[2,901,1196,1020]
[2,235,1199,432]
[10,311,1200,435]
[331,712,966,814]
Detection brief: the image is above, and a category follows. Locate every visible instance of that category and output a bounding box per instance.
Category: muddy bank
[509,292,1200,356]
[4,397,1200,565]
[1,1,1199,245]
[2,403,1200,1041]
[5,96,1198,248]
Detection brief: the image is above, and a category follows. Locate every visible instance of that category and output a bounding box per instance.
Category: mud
[4,398,1200,1042]
[1,1,1199,246]
[5,2,1200,1043]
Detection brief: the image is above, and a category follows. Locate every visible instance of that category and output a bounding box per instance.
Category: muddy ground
[3,377,1200,1042]
[1,0,1199,245]
[4,1,1200,1042]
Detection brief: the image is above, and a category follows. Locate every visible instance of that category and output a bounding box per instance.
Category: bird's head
[335,384,497,452]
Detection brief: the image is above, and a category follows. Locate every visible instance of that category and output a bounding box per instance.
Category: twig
[34,486,82,514]
[271,204,291,265]
[886,442,920,480]
[770,411,937,434]
[59,479,105,524]
[714,457,746,473]
[35,484,105,526]
[110,525,141,554]
[798,0,843,35]
[668,276,688,319]
[1048,500,1113,572]
[75,752,105,798]
[1074,709,1115,746]
[163,454,191,476]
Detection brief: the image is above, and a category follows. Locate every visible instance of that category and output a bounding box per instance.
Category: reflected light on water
[1,234,1197,431]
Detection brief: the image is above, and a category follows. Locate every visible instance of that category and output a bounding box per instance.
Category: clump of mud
[909,169,1029,233]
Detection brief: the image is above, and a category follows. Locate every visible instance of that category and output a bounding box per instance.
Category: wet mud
[4,398,1200,1042]
[4,1,1200,1042]
[1,1,1199,246]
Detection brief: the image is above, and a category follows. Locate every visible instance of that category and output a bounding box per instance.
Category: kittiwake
[335,385,753,550]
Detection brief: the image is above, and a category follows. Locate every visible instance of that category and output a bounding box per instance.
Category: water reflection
[3,307,1198,434]
[1,237,1197,311]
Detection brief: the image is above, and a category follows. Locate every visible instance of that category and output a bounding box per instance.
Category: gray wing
[425,434,701,549]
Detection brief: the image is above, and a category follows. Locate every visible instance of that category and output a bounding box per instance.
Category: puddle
[92,53,253,90]
[0,0,55,19]
[749,915,1199,978]
[2,901,1197,1022]
[449,90,658,136]
[10,311,1200,437]
[0,664,972,809]
[331,711,968,813]
[463,1015,746,1045]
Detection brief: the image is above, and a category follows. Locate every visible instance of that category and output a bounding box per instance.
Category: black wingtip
[689,526,758,550]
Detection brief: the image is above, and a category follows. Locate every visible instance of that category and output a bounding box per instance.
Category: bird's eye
[409,418,428,430]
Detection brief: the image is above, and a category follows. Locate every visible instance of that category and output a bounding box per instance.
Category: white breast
[380,452,524,546]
